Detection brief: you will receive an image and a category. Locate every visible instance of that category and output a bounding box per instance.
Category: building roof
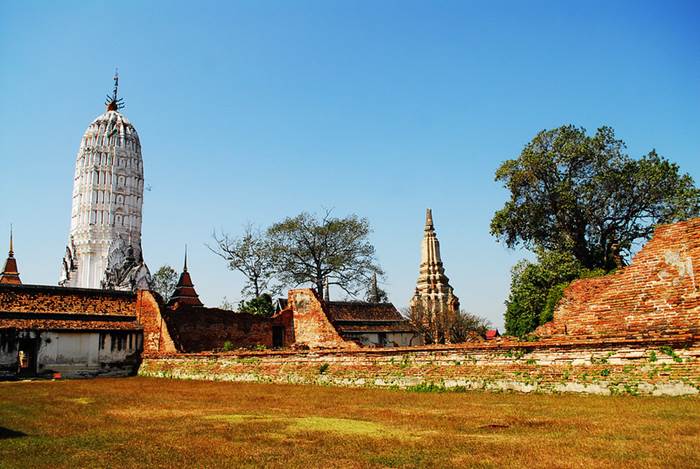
[0,311,141,331]
[326,301,406,322]
[325,301,418,335]
[0,282,135,299]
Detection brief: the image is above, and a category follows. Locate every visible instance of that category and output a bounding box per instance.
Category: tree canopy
[267,210,383,297]
[208,224,279,298]
[503,249,604,337]
[151,265,178,302]
[211,210,384,303]
[491,125,700,271]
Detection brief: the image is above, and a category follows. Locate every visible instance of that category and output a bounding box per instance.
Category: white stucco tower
[60,73,151,291]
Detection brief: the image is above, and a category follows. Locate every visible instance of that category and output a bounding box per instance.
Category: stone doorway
[17,338,39,377]
[272,326,284,348]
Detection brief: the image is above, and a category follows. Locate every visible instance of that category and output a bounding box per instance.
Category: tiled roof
[326,302,406,322]
[0,283,135,298]
[325,302,418,335]
[0,311,141,331]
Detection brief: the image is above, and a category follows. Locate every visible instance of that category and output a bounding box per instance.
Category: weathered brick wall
[139,337,700,396]
[135,290,177,353]
[0,284,135,315]
[538,218,700,338]
[286,289,352,348]
[163,308,275,352]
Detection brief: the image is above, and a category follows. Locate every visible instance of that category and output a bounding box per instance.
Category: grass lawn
[0,377,698,468]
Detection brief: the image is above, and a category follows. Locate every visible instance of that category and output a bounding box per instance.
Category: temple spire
[410,209,459,343]
[323,277,330,301]
[167,248,202,308]
[425,208,434,231]
[183,245,188,272]
[105,69,124,111]
[1,226,21,285]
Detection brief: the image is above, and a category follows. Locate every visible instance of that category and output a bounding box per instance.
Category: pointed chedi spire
[167,245,203,308]
[105,68,124,112]
[368,272,381,303]
[183,244,188,272]
[425,208,434,231]
[410,209,459,344]
[323,276,330,302]
[1,226,22,285]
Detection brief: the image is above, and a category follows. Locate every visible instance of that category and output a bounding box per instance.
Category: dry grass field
[0,377,698,468]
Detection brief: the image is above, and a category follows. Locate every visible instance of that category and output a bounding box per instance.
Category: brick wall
[286,289,351,348]
[538,218,700,338]
[139,337,700,396]
[135,290,177,353]
[163,307,275,352]
[0,284,135,316]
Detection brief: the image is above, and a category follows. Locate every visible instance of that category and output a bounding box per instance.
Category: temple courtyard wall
[139,335,700,396]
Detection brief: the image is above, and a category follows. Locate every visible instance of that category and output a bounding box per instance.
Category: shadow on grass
[0,427,27,440]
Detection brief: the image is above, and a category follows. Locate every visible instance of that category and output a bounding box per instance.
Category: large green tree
[491,125,700,271]
[151,265,178,302]
[267,210,383,297]
[504,249,605,337]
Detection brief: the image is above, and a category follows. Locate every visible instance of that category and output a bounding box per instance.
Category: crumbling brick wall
[139,337,700,396]
[135,290,177,353]
[163,307,275,352]
[537,218,700,338]
[285,289,350,348]
[0,284,135,315]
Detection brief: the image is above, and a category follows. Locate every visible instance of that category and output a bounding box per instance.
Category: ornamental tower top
[60,72,151,290]
[0,227,21,285]
[410,209,460,343]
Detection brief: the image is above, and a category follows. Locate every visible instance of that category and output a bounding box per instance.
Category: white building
[60,73,150,290]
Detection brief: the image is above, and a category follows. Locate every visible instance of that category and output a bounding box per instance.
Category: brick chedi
[0,228,21,285]
[410,209,460,343]
[59,72,150,291]
[167,250,203,309]
[537,217,700,338]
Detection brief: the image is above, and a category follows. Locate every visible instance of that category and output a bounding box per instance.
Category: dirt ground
[0,377,698,468]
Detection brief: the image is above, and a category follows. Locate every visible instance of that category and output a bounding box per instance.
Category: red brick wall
[135,290,177,353]
[538,218,700,338]
[163,307,275,352]
[140,336,700,396]
[0,284,135,315]
[286,289,351,348]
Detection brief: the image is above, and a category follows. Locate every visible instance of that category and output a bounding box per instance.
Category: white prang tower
[60,72,151,291]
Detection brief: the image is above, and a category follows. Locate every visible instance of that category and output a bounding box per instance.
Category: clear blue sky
[1,1,699,329]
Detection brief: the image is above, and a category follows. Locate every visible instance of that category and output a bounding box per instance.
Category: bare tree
[450,310,491,342]
[267,209,383,297]
[208,224,280,298]
[404,305,488,344]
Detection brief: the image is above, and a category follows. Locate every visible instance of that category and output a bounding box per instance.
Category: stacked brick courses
[538,218,700,338]
[0,284,135,316]
[140,337,700,396]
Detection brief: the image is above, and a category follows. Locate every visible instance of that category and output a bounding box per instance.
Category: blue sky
[1,1,699,329]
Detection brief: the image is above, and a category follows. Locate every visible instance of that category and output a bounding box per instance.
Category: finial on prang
[183,245,188,272]
[9,224,13,257]
[425,208,434,230]
[105,68,125,111]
